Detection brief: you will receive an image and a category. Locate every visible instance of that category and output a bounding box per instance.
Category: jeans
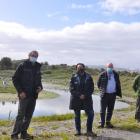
[74,109,94,132]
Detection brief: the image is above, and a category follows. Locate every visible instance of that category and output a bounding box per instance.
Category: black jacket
[69,72,94,110]
[97,70,122,98]
[12,60,43,99]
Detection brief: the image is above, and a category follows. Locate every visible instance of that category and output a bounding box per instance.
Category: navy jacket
[69,72,94,110]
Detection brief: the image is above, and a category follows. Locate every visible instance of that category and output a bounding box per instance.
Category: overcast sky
[0,0,140,69]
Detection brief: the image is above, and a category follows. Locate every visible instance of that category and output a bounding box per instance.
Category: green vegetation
[0,91,59,101]
[0,120,10,126]
[38,91,59,99]
[112,116,140,132]
[0,81,16,94]
[32,114,75,122]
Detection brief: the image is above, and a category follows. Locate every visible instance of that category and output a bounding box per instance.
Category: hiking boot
[74,130,81,136]
[98,124,104,128]
[86,131,97,137]
[106,122,114,128]
[20,133,34,139]
[136,119,140,123]
[11,134,19,140]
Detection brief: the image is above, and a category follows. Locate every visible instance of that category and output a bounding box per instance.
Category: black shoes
[106,122,114,128]
[20,133,34,139]
[98,124,104,128]
[74,130,81,136]
[11,135,19,140]
[98,122,114,128]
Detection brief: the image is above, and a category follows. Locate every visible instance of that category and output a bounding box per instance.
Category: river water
[0,85,129,120]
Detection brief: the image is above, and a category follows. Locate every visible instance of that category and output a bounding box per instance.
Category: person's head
[76,63,85,73]
[28,50,39,63]
[106,63,113,74]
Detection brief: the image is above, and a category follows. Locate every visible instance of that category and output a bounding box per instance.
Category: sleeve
[12,64,23,95]
[36,66,43,90]
[86,76,94,97]
[97,74,102,89]
[133,75,140,92]
[38,70,43,90]
[117,73,122,97]
[69,76,80,97]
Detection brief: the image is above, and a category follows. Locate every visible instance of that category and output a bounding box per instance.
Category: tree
[0,57,12,70]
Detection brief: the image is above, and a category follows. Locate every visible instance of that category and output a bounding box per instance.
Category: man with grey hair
[11,50,43,140]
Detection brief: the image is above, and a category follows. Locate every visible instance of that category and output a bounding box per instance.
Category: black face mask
[78,68,85,73]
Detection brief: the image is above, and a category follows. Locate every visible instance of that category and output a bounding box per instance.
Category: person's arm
[12,64,23,96]
[69,76,80,97]
[117,73,122,98]
[86,76,94,97]
[97,74,102,89]
[133,75,140,92]
[36,66,43,93]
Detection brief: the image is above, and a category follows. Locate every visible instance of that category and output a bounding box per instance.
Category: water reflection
[0,89,129,120]
[1,101,17,106]
[2,101,5,105]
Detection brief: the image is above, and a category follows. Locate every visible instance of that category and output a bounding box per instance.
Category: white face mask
[29,57,37,63]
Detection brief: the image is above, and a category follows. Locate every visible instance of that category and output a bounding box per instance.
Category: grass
[0,120,10,126]
[32,114,75,122]
[38,91,59,99]
[0,135,11,140]
[0,81,16,94]
[112,116,140,132]
[0,91,59,101]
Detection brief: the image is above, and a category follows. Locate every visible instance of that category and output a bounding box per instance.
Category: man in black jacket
[97,63,122,128]
[69,63,96,137]
[11,51,43,140]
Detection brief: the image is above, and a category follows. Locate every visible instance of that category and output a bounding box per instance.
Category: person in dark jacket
[132,75,140,122]
[11,51,43,140]
[97,63,122,128]
[69,63,96,137]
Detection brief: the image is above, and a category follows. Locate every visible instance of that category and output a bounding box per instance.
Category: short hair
[76,63,85,69]
[28,50,39,57]
[106,63,113,68]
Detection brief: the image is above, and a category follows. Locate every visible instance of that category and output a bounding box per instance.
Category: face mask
[107,68,113,74]
[78,68,84,73]
[29,57,37,63]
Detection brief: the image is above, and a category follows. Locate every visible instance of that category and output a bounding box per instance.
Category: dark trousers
[74,110,94,132]
[135,96,140,121]
[100,93,116,126]
[12,98,36,136]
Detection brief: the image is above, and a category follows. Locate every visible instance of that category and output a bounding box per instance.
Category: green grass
[112,116,140,132]
[32,114,75,122]
[38,91,59,99]
[0,91,59,101]
[0,81,16,94]
[0,135,11,140]
[0,120,10,126]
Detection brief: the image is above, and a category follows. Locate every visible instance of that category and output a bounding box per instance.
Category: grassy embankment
[0,70,59,101]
